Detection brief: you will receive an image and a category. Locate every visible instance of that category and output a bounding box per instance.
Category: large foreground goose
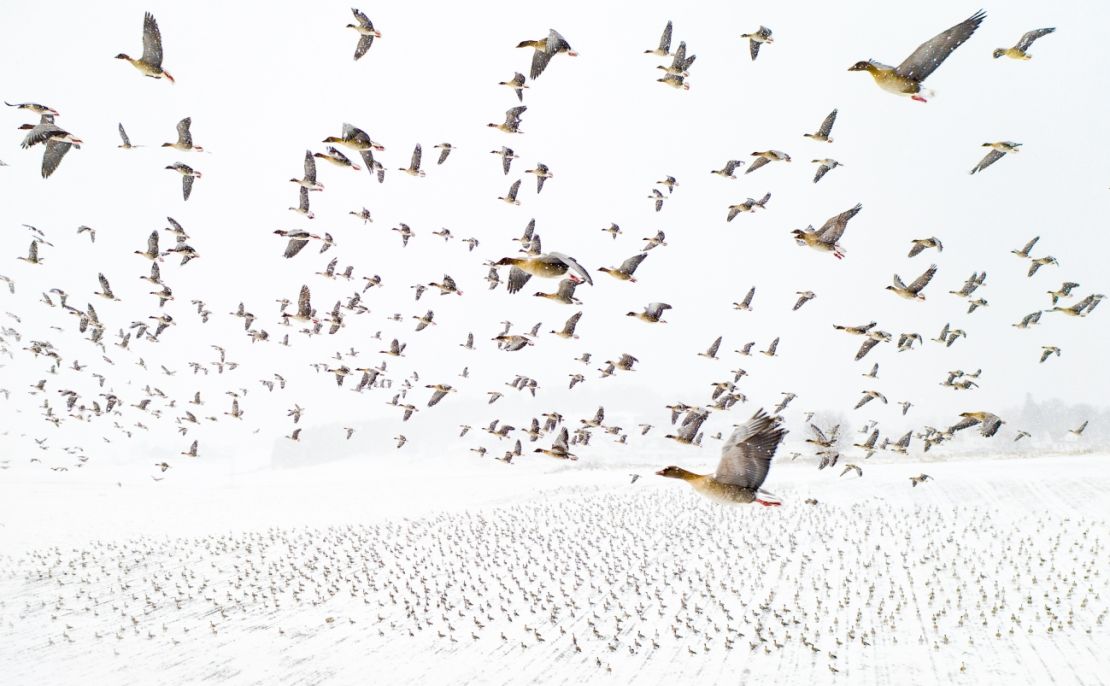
[657,408,786,505]
[116,12,175,83]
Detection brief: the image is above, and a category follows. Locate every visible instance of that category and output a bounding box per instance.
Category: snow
[1,453,1108,685]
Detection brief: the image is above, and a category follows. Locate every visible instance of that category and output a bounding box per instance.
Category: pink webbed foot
[755,499,782,507]
[911,95,927,103]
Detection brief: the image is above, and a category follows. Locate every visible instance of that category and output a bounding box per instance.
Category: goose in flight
[746,150,791,175]
[518,29,577,80]
[534,428,576,460]
[792,203,862,259]
[711,159,745,178]
[657,409,786,506]
[1011,235,1039,258]
[499,72,528,101]
[162,117,203,152]
[970,141,1020,174]
[117,123,139,149]
[727,193,771,220]
[740,26,774,61]
[497,252,592,294]
[598,254,647,282]
[644,21,673,56]
[116,13,175,82]
[165,162,201,200]
[803,109,837,142]
[908,237,943,257]
[399,144,425,177]
[291,150,324,191]
[811,159,842,184]
[627,302,671,323]
[848,10,986,102]
[347,8,381,60]
[886,264,937,300]
[488,106,527,134]
[793,291,815,311]
[993,27,1054,60]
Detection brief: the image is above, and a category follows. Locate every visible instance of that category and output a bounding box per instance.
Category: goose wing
[715,409,786,488]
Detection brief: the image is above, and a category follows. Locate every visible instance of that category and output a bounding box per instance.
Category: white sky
[1,1,1107,472]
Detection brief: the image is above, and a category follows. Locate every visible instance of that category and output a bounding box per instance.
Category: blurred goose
[598,254,647,282]
[711,159,745,178]
[970,141,1020,174]
[274,229,318,258]
[656,175,678,193]
[811,159,842,183]
[490,146,518,174]
[533,278,580,304]
[5,101,59,116]
[425,384,455,407]
[950,411,1004,437]
[116,13,174,82]
[289,187,314,219]
[551,311,583,338]
[1069,420,1089,436]
[656,73,688,90]
[793,203,862,259]
[909,474,932,487]
[525,163,553,192]
[642,230,667,251]
[803,109,837,142]
[18,114,82,179]
[489,106,527,133]
[280,285,315,325]
[1047,281,1080,305]
[840,464,863,478]
[433,143,454,165]
[428,274,462,296]
[733,287,755,311]
[18,240,43,265]
[1011,235,1039,258]
[117,123,139,149]
[993,27,1054,60]
[793,291,816,310]
[908,237,943,257]
[399,143,425,177]
[497,252,592,294]
[347,8,380,60]
[499,179,522,205]
[727,193,771,220]
[499,72,528,101]
[746,150,791,174]
[699,336,722,359]
[518,29,577,80]
[1039,345,1061,363]
[291,150,324,191]
[760,337,780,357]
[644,20,673,56]
[1028,256,1058,277]
[848,10,986,102]
[627,302,671,323]
[534,428,576,460]
[314,146,362,171]
[740,26,774,61]
[854,390,887,410]
[165,163,201,200]
[886,264,937,300]
[657,409,786,506]
[323,123,385,152]
[162,117,203,152]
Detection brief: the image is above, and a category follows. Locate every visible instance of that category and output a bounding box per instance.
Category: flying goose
[525,163,553,192]
[598,254,647,282]
[746,150,791,174]
[347,8,381,60]
[533,278,580,304]
[711,160,745,178]
[1012,235,1039,258]
[488,106,527,134]
[886,264,937,300]
[534,427,576,460]
[551,311,583,338]
[658,409,786,505]
[399,144,425,177]
[314,146,362,171]
[116,13,174,82]
[793,291,816,311]
[908,237,943,257]
[970,141,1020,174]
[497,253,592,294]
[165,162,201,200]
[627,302,671,323]
[792,203,862,259]
[117,123,139,149]
[811,159,842,183]
[499,179,522,205]
[740,26,774,61]
[433,143,454,165]
[1028,256,1058,277]
[162,117,203,152]
[644,21,673,56]
[733,287,755,311]
[727,193,771,220]
[848,10,986,102]
[803,109,837,142]
[517,29,577,80]
[993,27,1054,60]
[498,72,528,101]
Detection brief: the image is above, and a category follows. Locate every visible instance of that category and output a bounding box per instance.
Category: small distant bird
[499,179,522,205]
[886,264,937,300]
[598,254,647,282]
[840,464,862,478]
[77,226,95,243]
[970,141,1020,175]
[699,336,722,360]
[648,188,666,212]
[711,160,745,178]
[398,143,425,177]
[1039,346,1060,363]
[793,203,862,259]
[116,13,175,82]
[740,26,774,61]
[727,193,771,221]
[517,29,577,80]
[1011,235,1039,258]
[498,72,528,101]
[993,28,1055,60]
[525,163,553,193]
[347,8,381,60]
[909,474,932,487]
[433,143,454,165]
[804,109,838,142]
[908,237,943,257]
[644,21,673,56]
[811,159,842,184]
[848,10,986,102]
[1028,256,1058,277]
[793,291,816,311]
[162,117,203,152]
[117,123,139,149]
[746,150,791,175]
[165,162,201,201]
[1069,420,1088,437]
[733,287,756,311]
[627,302,671,324]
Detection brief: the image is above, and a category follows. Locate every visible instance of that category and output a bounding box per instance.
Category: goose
[1039,346,1060,363]
[517,29,577,80]
[18,240,44,265]
[740,26,774,61]
[497,253,592,294]
[280,285,315,326]
[134,231,163,261]
[993,27,1054,60]
[627,302,671,323]
[1011,235,1039,258]
[347,8,380,60]
[727,193,771,220]
[658,41,696,76]
[525,163,553,192]
[598,254,647,282]
[1047,281,1080,305]
[746,150,791,174]
[533,278,580,304]
[162,117,203,152]
[165,162,201,200]
[498,72,528,101]
[642,231,667,250]
[426,384,455,407]
[909,474,932,487]
[274,229,319,259]
[94,274,119,301]
[792,203,862,259]
[970,141,1020,174]
[854,390,887,410]
[117,123,139,149]
[499,179,522,205]
[323,123,385,153]
[760,337,780,357]
[488,106,526,134]
[490,146,518,174]
[314,146,362,171]
[699,336,722,359]
[399,144,425,177]
[1069,420,1088,436]
[291,150,324,191]
[793,291,816,310]
[949,411,1004,437]
[733,287,755,311]
[5,101,59,116]
[886,264,937,300]
[648,188,666,212]
[711,160,745,178]
[289,187,314,219]
[181,440,198,457]
[656,73,688,90]
[908,237,943,257]
[803,109,837,142]
[428,274,462,296]
[1028,256,1058,277]
[644,21,673,56]
[116,13,174,82]
[551,311,583,338]
[811,159,842,183]
[433,143,454,165]
[658,409,786,505]
[848,10,986,102]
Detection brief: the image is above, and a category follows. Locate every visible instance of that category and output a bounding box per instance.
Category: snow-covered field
[2,454,1108,686]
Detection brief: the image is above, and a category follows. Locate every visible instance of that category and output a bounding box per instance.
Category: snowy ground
[1,454,1108,686]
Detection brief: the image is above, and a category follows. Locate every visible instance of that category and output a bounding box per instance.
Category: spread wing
[813,163,830,184]
[182,175,194,200]
[818,203,862,244]
[646,302,671,319]
[297,285,311,317]
[428,389,447,407]
[41,140,73,178]
[817,109,837,137]
[437,147,450,165]
[658,21,673,52]
[284,238,309,258]
[749,38,762,61]
[745,156,769,174]
[907,264,937,293]
[142,12,164,68]
[715,409,786,488]
[176,117,193,146]
[118,123,131,146]
[619,253,647,275]
[410,143,422,170]
[895,10,986,82]
[1016,27,1054,52]
[304,150,316,182]
[506,266,531,294]
[969,149,1004,174]
[354,35,374,60]
[547,252,592,285]
[855,337,880,361]
[907,241,926,258]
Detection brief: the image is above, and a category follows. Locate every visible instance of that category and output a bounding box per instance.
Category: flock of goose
[0,8,1103,501]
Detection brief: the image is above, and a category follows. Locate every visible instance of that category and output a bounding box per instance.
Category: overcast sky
[1,1,1107,472]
